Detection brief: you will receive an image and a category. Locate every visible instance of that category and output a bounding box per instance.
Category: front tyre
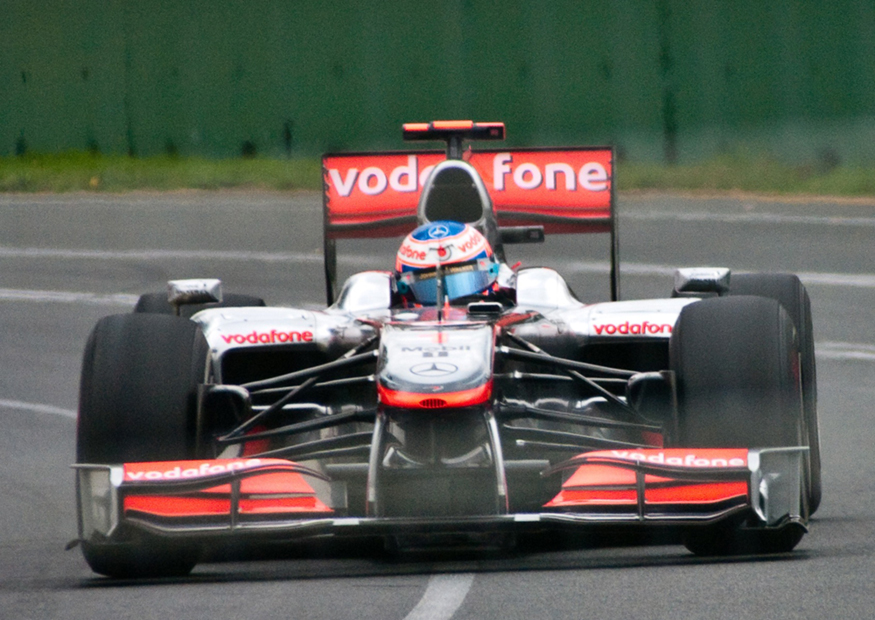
[670,296,806,555]
[681,522,806,557]
[730,273,821,514]
[77,314,209,577]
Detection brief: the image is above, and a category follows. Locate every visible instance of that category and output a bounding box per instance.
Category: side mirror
[167,279,223,314]
[672,268,730,297]
[499,226,545,245]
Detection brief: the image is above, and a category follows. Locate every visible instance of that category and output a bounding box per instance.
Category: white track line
[2,244,875,289]
[816,342,875,361]
[622,211,875,228]
[1,261,874,309]
[0,399,76,418]
[0,288,139,306]
[797,272,875,289]
[563,261,875,289]
[0,246,324,263]
[403,573,474,620]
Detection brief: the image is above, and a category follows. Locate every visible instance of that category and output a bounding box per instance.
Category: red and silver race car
[74,121,820,577]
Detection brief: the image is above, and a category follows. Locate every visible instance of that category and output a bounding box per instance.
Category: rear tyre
[133,292,266,317]
[670,296,805,555]
[77,314,209,577]
[730,273,821,514]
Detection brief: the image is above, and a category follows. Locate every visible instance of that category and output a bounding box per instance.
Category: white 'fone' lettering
[492,153,608,193]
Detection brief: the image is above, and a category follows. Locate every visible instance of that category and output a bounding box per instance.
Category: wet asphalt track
[1,190,874,619]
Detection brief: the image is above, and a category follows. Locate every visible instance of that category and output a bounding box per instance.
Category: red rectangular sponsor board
[323,148,613,237]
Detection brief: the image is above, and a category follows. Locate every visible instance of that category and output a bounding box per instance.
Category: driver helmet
[395,221,499,304]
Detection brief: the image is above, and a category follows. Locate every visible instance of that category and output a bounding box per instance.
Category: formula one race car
[74,121,820,577]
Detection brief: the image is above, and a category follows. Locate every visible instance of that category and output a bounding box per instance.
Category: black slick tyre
[681,521,806,557]
[730,273,821,514]
[77,313,209,577]
[133,292,266,317]
[670,296,805,555]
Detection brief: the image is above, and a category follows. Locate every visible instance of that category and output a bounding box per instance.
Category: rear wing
[322,139,618,304]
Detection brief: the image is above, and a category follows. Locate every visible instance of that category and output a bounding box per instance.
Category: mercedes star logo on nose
[410,362,458,377]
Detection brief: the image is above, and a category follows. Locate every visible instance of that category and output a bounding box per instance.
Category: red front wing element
[121,458,332,520]
[115,450,750,524]
[547,449,750,511]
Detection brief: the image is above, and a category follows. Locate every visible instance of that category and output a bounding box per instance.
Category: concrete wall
[2,0,874,163]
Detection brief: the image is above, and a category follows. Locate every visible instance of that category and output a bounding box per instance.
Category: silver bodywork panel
[193,269,698,378]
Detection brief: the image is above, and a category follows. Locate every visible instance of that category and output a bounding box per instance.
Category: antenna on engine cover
[402,120,506,159]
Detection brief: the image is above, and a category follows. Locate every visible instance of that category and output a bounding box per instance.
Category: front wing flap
[75,448,808,544]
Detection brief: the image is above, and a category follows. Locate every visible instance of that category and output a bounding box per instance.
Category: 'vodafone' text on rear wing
[322,147,618,304]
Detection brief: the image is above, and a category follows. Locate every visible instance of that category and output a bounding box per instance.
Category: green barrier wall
[2,0,874,163]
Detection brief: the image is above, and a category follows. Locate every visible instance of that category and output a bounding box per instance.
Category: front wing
[75,448,808,544]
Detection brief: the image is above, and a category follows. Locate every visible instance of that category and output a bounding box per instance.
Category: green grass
[0,152,323,192]
[2,151,875,197]
[620,154,875,197]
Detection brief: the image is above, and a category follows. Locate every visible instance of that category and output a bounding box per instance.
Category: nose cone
[377,323,494,408]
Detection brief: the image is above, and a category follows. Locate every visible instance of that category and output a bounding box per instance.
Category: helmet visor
[399,258,496,304]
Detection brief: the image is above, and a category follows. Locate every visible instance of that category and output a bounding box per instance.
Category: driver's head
[395,221,498,304]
